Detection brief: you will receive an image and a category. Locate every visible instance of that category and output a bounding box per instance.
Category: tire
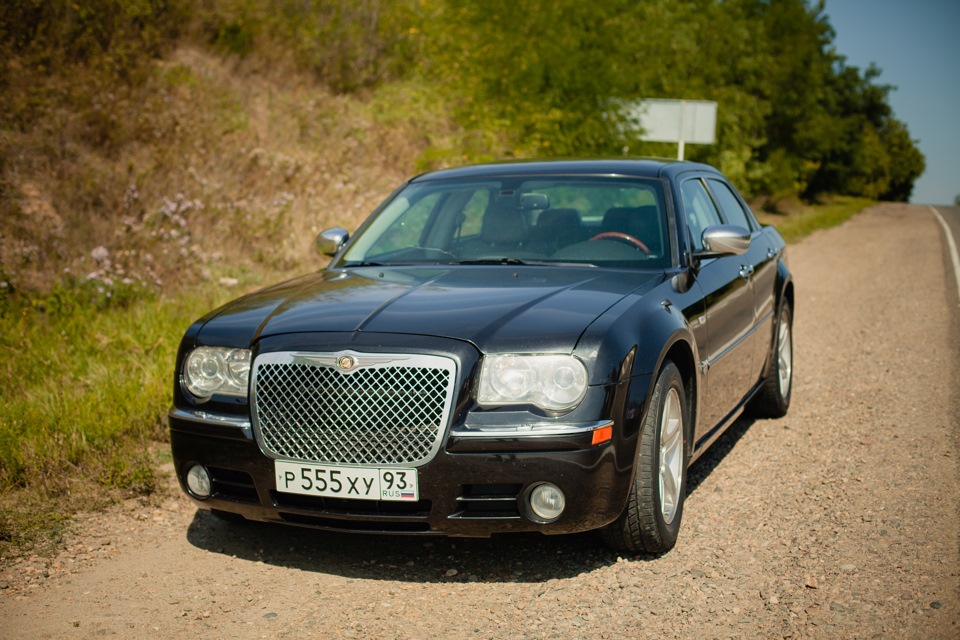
[749,301,793,418]
[602,361,689,554]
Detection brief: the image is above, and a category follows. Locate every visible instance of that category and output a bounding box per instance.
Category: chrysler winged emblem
[288,352,411,371]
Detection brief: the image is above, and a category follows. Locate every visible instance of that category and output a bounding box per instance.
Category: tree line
[412,0,924,202]
[1,0,925,202]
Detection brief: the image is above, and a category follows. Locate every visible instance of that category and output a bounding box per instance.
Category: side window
[707,179,753,231]
[680,179,723,251]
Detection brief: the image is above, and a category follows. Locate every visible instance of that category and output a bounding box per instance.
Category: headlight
[183,347,251,399]
[478,354,588,411]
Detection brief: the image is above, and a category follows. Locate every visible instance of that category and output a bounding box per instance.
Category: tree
[378,0,925,198]
[425,0,641,158]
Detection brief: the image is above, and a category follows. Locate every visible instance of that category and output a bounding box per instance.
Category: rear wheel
[602,361,689,554]
[749,301,793,418]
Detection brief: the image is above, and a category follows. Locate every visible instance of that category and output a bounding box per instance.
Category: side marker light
[592,424,613,445]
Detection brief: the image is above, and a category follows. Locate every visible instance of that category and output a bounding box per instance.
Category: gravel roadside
[1,202,957,639]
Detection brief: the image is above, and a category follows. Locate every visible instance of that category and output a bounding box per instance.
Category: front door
[680,178,755,442]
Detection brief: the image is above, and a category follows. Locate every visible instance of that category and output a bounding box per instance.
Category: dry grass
[0,45,458,298]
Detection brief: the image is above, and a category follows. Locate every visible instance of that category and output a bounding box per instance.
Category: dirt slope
[1,202,957,639]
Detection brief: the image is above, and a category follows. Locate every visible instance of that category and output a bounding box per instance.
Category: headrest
[537,208,581,228]
[602,205,659,235]
[481,202,528,243]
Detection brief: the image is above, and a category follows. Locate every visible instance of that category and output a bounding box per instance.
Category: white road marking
[929,205,960,305]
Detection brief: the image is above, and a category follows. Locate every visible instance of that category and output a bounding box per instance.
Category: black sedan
[169,159,793,553]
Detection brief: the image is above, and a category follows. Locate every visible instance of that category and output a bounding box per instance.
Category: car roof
[410,158,723,183]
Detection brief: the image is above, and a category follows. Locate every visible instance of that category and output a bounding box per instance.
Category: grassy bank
[0,280,245,557]
[755,196,874,243]
[0,37,440,558]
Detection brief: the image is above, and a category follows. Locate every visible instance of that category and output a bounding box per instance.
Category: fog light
[527,483,566,522]
[186,464,212,498]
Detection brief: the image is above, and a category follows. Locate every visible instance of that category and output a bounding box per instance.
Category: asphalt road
[1,202,958,639]
[930,205,960,310]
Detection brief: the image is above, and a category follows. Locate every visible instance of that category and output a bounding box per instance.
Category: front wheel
[602,361,689,554]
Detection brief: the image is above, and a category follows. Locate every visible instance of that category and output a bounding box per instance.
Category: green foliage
[0,284,160,490]
[213,19,255,56]
[412,0,923,201]
[3,0,922,200]
[199,0,424,93]
[420,0,640,158]
[0,275,254,553]
[1,0,925,201]
[0,283,231,535]
[876,119,926,202]
[0,0,189,79]
[755,196,873,244]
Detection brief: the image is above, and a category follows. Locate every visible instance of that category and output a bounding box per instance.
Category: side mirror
[698,225,751,257]
[316,227,349,257]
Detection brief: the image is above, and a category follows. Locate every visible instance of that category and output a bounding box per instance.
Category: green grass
[0,280,238,555]
[756,196,874,243]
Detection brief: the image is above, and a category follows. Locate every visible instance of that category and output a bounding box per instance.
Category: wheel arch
[760,263,794,378]
[629,329,699,462]
[777,253,794,313]
[656,337,697,462]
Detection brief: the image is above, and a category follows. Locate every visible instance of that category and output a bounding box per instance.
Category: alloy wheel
[777,310,793,399]
[659,387,684,525]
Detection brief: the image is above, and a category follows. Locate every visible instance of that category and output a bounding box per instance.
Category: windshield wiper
[453,258,531,265]
[341,261,386,267]
[453,258,597,267]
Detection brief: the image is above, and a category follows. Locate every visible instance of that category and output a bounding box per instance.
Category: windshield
[339,176,671,269]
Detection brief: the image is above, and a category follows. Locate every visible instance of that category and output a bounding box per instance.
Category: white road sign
[629,99,718,159]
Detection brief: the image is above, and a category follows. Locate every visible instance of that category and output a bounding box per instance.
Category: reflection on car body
[170,159,793,553]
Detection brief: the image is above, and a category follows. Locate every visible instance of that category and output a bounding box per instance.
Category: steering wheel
[589,231,650,254]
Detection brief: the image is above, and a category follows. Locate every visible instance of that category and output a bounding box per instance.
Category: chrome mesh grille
[252,352,456,465]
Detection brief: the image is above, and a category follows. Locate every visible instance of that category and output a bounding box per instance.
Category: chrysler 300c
[170,159,793,553]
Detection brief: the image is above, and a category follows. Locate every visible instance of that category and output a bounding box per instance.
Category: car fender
[577,286,700,444]
[627,317,701,457]
[592,305,701,515]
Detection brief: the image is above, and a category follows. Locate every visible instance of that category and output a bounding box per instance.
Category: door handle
[739,265,755,281]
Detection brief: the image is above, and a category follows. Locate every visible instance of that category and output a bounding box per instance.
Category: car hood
[196,266,664,353]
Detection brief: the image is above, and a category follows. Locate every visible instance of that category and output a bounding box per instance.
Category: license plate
[275,460,419,502]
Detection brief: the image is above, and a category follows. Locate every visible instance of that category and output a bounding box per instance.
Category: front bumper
[169,411,635,537]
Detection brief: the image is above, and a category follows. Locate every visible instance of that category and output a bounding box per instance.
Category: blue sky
[823,0,960,205]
